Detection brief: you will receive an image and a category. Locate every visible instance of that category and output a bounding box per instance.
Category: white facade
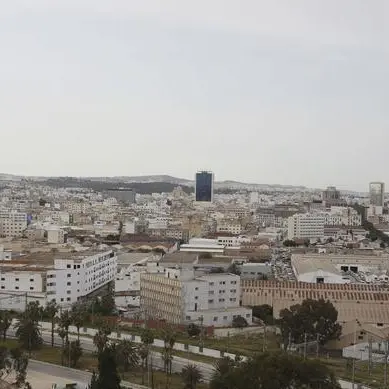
[47,229,66,244]
[324,208,361,226]
[217,236,251,247]
[0,270,46,293]
[287,213,325,240]
[216,220,243,235]
[141,269,252,327]
[46,250,117,305]
[0,210,27,238]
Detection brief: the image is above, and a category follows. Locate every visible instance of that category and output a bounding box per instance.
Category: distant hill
[0,173,308,192]
[42,177,194,195]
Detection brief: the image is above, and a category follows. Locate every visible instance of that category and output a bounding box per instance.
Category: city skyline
[1,1,388,191]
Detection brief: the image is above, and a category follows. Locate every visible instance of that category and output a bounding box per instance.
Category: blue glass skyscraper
[195,171,214,202]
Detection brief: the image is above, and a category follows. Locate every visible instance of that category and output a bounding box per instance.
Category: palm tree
[181,364,203,389]
[44,301,59,347]
[139,345,149,385]
[0,311,13,342]
[115,339,139,377]
[57,327,67,366]
[58,310,72,345]
[71,305,88,341]
[15,312,42,356]
[162,327,176,375]
[93,320,112,354]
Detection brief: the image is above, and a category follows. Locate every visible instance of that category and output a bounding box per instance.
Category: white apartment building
[141,268,252,327]
[47,228,66,244]
[217,236,251,247]
[46,250,117,305]
[324,208,362,226]
[216,219,243,235]
[287,213,325,240]
[0,210,27,238]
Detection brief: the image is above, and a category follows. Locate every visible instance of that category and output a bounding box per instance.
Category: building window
[67,274,71,278]
[195,296,198,300]
[210,282,214,286]
[0,287,4,290]
[30,279,34,282]
[15,287,19,290]
[377,323,384,327]
[0,278,4,281]
[67,282,71,286]
[67,291,71,294]
[213,316,218,322]
[223,316,228,320]
[30,287,34,290]
[209,291,214,295]
[195,287,198,291]
[61,298,64,302]
[208,300,214,303]
[67,265,71,269]
[15,278,19,282]
[67,298,71,301]
[186,316,191,320]
[246,314,250,318]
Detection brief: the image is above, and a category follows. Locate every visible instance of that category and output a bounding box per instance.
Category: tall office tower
[195,171,214,202]
[369,182,385,207]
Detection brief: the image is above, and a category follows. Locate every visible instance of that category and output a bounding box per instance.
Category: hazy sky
[1,1,388,190]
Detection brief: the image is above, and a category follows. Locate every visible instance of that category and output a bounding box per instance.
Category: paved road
[7,329,364,388]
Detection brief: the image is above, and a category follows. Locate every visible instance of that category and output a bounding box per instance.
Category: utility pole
[316,333,320,358]
[385,339,388,389]
[263,325,266,353]
[199,315,204,351]
[368,336,372,376]
[304,333,307,360]
[288,332,292,352]
[352,320,357,389]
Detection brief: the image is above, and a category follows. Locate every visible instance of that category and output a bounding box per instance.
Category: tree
[210,357,240,389]
[210,352,340,389]
[381,242,386,249]
[161,327,176,375]
[232,316,248,328]
[0,311,13,342]
[88,371,99,389]
[58,310,72,344]
[181,364,203,389]
[44,300,59,347]
[68,340,82,368]
[0,346,31,388]
[93,320,112,354]
[15,303,43,355]
[96,345,121,389]
[252,305,273,325]
[282,240,296,247]
[71,305,88,340]
[140,328,154,384]
[139,345,149,385]
[187,323,201,337]
[227,263,241,276]
[93,282,116,316]
[57,327,67,366]
[279,298,342,348]
[116,339,139,377]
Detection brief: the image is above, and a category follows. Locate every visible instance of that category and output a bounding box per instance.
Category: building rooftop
[291,256,341,276]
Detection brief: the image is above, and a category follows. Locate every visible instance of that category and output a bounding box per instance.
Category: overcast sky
[1,1,388,190]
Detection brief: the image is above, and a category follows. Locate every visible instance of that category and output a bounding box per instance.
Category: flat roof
[292,257,340,276]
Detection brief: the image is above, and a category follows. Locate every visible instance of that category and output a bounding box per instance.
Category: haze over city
[1,1,388,190]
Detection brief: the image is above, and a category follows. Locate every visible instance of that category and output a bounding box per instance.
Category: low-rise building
[242,280,389,326]
[141,268,252,327]
[287,213,325,240]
